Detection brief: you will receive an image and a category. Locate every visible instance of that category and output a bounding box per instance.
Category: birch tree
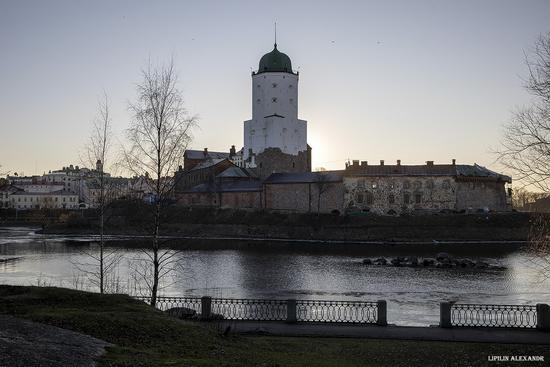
[73,94,121,294]
[499,33,550,191]
[123,60,196,305]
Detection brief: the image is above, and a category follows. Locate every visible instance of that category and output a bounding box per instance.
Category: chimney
[452,159,456,166]
[397,160,401,166]
[380,160,384,166]
[360,161,368,166]
[230,145,236,156]
[352,160,359,167]
[426,161,434,166]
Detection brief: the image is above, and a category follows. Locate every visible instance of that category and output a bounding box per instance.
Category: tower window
[257,84,260,88]
[272,97,277,103]
[256,98,260,103]
[272,83,277,88]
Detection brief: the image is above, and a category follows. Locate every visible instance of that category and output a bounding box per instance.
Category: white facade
[243,71,307,162]
[10,191,79,210]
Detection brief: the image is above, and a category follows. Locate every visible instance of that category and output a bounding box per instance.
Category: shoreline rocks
[362,255,506,270]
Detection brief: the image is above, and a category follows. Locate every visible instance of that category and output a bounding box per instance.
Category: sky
[1,0,549,177]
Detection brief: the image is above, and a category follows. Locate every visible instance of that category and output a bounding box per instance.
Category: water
[1,226,549,326]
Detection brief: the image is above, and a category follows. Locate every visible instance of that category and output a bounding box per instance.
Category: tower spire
[274,21,277,48]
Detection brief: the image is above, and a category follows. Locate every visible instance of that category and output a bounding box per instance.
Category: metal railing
[211,298,287,321]
[134,295,384,324]
[451,304,537,328]
[134,296,202,314]
[440,302,542,329]
[296,300,378,324]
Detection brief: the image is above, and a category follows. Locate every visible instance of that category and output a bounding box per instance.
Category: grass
[0,285,547,366]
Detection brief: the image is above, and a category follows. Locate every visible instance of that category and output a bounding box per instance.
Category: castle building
[243,43,311,178]
[175,42,512,215]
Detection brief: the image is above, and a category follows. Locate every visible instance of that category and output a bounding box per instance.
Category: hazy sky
[1,0,549,176]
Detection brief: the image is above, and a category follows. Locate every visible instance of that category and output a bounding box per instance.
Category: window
[251,130,255,135]
[442,180,450,189]
[259,163,263,168]
[366,191,374,205]
[426,180,434,189]
[272,97,277,103]
[404,193,410,204]
[388,194,395,204]
[289,84,293,88]
[415,193,422,204]
[272,83,277,88]
[356,193,364,203]
[257,84,260,88]
[403,181,410,189]
[292,162,295,168]
[290,98,294,103]
[257,98,261,103]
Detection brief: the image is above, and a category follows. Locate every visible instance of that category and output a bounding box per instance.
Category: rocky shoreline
[362,252,506,270]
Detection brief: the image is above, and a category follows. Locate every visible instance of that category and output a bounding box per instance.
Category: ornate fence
[450,304,537,328]
[134,296,384,324]
[440,302,548,329]
[296,300,379,324]
[211,298,287,321]
[134,296,202,314]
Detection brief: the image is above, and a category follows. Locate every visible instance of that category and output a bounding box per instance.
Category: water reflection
[1,226,549,326]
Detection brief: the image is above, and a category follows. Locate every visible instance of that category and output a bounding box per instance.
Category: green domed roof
[258,44,293,73]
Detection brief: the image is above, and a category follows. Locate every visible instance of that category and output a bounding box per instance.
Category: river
[1,226,549,326]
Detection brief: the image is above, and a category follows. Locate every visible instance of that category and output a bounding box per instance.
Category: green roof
[258,44,293,74]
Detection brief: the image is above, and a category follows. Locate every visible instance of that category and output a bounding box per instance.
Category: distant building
[9,189,78,210]
[343,160,511,214]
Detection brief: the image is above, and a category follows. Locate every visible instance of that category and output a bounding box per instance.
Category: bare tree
[313,172,332,214]
[499,33,550,191]
[123,60,196,305]
[72,94,121,294]
[526,214,550,282]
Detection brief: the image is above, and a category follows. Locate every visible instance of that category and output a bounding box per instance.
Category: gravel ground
[0,315,111,367]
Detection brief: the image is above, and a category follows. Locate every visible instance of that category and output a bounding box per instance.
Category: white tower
[243,43,308,173]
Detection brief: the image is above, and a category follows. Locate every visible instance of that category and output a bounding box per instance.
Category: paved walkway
[219,321,550,344]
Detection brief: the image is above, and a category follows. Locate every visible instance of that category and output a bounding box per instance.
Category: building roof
[257,44,294,74]
[216,166,251,178]
[184,150,230,160]
[183,179,262,193]
[190,158,228,171]
[344,163,511,182]
[264,171,344,184]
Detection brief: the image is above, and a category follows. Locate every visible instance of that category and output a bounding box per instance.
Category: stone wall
[455,180,509,211]
[177,191,262,210]
[253,147,311,180]
[264,181,344,213]
[343,176,457,215]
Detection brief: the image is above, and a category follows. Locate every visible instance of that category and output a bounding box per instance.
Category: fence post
[536,303,550,331]
[201,296,212,320]
[286,299,297,323]
[440,302,452,328]
[377,300,387,326]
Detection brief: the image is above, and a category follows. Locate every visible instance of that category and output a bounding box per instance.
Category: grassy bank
[0,285,547,366]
